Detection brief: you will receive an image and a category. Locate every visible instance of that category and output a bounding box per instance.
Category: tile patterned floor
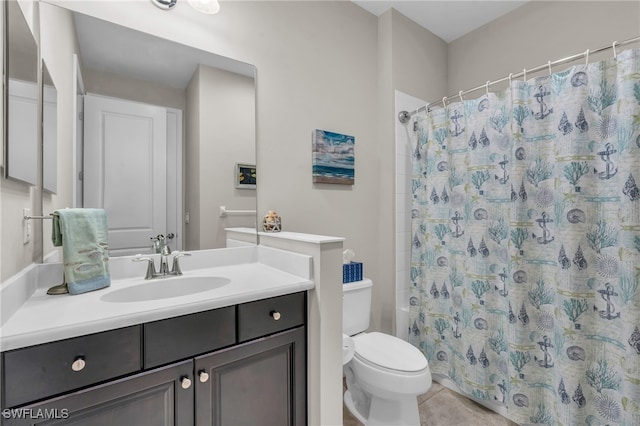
[343,381,519,426]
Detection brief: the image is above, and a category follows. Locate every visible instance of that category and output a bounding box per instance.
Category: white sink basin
[100,276,231,303]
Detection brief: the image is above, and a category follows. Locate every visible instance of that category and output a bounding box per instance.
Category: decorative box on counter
[343,262,363,283]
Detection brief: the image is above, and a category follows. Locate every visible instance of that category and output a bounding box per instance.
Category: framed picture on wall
[312,129,355,185]
[236,163,256,189]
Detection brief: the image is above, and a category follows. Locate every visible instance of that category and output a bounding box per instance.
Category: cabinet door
[195,327,306,426]
[3,360,194,426]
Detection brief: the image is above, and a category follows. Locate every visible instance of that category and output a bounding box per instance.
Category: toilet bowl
[343,279,432,426]
[344,332,432,425]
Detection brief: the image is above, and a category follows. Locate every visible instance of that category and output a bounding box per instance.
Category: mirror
[42,62,57,193]
[44,7,257,256]
[4,0,39,185]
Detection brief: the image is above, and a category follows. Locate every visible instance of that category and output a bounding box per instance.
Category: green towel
[52,208,110,295]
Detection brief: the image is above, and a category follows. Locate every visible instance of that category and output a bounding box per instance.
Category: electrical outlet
[23,208,31,244]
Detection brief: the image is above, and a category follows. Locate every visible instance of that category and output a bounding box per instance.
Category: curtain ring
[523,68,527,82]
[458,90,464,103]
[585,49,590,65]
[612,40,618,59]
[485,80,491,96]
[508,72,513,85]
[548,60,552,75]
[442,96,447,107]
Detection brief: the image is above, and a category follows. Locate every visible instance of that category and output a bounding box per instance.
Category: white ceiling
[352,1,529,42]
[74,11,254,90]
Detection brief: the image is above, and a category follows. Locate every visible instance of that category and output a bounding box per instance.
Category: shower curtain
[409,48,640,425]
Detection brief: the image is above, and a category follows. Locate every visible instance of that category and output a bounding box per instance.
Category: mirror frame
[42,60,57,194]
[2,0,7,175]
[2,0,5,171]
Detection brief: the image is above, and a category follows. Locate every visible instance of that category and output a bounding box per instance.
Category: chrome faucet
[159,244,171,275]
[133,251,192,280]
[151,234,171,254]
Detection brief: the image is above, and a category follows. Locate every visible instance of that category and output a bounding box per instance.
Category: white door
[84,94,168,256]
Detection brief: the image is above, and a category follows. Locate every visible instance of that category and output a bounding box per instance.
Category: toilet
[342,278,432,426]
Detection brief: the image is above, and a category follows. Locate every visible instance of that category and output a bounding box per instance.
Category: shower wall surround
[395,90,427,340]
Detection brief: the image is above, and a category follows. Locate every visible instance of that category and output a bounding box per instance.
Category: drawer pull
[181,376,192,389]
[71,357,86,372]
[198,370,210,383]
[270,310,281,321]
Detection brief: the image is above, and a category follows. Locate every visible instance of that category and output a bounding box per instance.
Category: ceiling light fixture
[151,0,177,10]
[151,0,220,14]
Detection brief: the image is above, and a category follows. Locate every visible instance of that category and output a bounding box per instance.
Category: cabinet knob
[270,310,281,321]
[71,357,86,372]
[198,370,210,383]
[181,376,192,389]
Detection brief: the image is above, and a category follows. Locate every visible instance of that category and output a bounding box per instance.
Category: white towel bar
[24,214,53,220]
[219,206,257,218]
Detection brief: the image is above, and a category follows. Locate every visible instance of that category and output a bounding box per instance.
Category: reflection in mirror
[66,10,256,256]
[42,63,57,193]
[5,0,38,185]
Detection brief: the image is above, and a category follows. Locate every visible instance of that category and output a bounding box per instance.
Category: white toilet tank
[343,278,372,336]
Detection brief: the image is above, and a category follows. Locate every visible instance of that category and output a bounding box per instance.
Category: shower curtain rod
[398,35,640,123]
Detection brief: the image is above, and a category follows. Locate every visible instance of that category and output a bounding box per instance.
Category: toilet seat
[352,332,428,373]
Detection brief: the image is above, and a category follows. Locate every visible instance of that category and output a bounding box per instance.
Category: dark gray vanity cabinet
[3,359,194,426]
[195,327,306,426]
[1,291,307,426]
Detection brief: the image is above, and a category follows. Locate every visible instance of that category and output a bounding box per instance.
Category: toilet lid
[353,332,428,372]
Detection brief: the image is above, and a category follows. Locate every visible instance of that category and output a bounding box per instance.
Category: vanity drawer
[2,325,141,408]
[144,306,236,368]
[238,292,306,342]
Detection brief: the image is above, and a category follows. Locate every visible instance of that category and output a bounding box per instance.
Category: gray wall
[377,9,447,332]
[448,1,640,96]
[187,65,256,250]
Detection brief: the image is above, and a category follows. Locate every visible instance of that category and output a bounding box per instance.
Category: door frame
[72,54,85,208]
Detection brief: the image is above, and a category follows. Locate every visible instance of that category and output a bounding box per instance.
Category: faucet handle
[171,251,191,258]
[171,252,192,275]
[132,255,157,280]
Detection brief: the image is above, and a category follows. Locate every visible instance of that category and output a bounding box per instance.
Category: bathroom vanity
[0,246,313,425]
[2,293,305,425]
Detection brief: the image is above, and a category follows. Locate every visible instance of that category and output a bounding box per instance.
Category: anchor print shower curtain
[409,48,640,425]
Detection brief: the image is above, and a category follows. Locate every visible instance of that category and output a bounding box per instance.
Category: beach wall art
[312,129,355,185]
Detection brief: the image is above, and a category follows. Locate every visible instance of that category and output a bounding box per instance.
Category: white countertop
[0,246,313,352]
[259,231,345,244]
